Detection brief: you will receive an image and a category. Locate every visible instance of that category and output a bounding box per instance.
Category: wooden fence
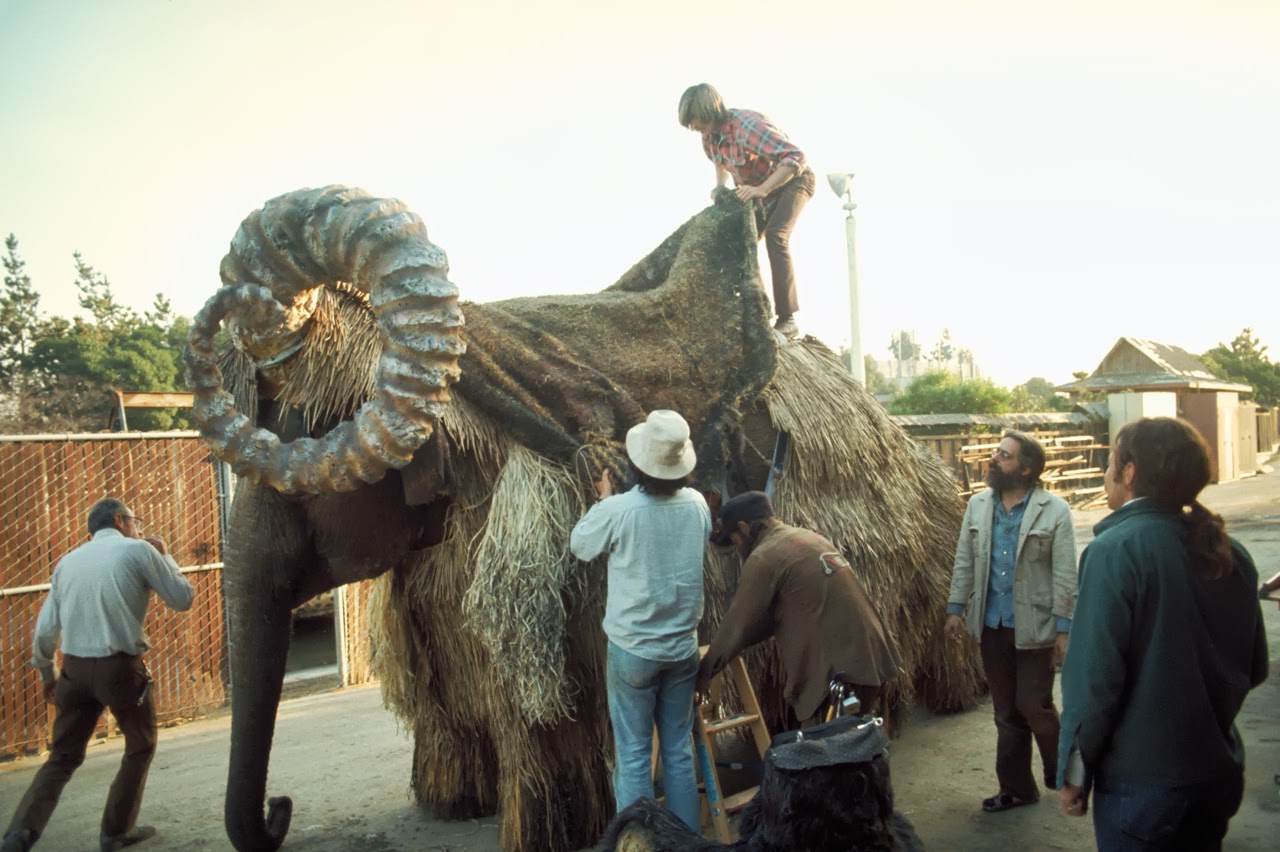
[0,433,230,759]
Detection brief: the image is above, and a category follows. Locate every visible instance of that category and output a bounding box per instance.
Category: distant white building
[876,329,981,391]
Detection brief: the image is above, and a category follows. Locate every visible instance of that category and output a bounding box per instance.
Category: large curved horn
[185,185,464,494]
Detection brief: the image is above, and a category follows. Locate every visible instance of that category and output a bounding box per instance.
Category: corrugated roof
[1125,338,1220,378]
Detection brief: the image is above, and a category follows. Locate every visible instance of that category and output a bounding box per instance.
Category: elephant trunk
[224,592,294,851]
[184,185,465,495]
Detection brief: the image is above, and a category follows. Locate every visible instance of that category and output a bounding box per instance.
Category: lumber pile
[958,433,1108,506]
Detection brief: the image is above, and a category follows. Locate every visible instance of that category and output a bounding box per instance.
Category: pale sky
[2,0,1277,388]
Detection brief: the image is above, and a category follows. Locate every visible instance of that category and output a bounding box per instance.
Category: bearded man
[944,430,1077,813]
[699,491,901,723]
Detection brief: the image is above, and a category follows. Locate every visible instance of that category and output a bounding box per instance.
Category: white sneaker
[773,316,799,339]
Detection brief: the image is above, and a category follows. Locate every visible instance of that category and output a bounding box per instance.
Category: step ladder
[694,647,771,842]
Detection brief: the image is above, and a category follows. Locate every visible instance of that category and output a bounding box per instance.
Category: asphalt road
[3,465,1278,851]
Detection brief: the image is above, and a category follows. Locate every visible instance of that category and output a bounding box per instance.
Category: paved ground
[3,465,1279,851]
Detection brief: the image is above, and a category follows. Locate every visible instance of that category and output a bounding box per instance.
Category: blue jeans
[606,641,700,830]
[1092,773,1244,851]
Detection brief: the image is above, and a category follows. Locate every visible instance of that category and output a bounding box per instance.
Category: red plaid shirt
[701,108,808,189]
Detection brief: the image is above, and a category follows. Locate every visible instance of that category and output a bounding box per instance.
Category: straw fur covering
[224,196,984,852]
[755,339,983,726]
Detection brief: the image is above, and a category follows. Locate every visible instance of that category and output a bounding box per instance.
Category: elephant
[187,185,983,852]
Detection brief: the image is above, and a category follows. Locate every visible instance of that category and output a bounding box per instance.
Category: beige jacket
[948,486,1077,649]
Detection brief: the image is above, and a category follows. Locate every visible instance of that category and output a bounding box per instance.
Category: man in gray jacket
[944,431,1076,813]
[3,497,195,852]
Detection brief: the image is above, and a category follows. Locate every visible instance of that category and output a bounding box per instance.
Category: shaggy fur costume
[209,186,981,852]
[595,754,924,852]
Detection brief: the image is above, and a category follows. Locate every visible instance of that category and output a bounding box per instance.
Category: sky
[1,0,1278,389]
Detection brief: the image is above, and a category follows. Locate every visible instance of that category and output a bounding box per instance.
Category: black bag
[767,713,889,771]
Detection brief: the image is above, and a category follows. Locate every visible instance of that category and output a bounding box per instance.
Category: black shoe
[2,829,34,852]
[981,792,1037,813]
[100,826,156,852]
[1044,772,1059,791]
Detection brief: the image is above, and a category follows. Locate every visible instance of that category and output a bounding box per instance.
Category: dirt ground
[3,467,1279,851]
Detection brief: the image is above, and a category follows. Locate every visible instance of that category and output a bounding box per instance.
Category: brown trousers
[980,627,1059,801]
[755,167,816,319]
[5,653,157,840]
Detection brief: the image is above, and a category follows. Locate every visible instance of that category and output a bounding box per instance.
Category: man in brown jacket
[698,492,901,722]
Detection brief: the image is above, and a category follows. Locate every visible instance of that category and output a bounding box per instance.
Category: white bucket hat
[626,410,697,480]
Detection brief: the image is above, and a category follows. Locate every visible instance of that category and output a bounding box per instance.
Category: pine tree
[1,233,41,380]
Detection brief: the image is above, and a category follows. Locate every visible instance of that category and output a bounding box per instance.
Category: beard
[985,465,1026,493]
[737,525,764,559]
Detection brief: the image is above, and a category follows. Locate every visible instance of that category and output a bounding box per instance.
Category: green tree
[73,252,138,330]
[1,235,45,429]
[6,252,190,432]
[1,234,41,380]
[888,370,1012,415]
[1010,377,1072,412]
[1202,329,1280,407]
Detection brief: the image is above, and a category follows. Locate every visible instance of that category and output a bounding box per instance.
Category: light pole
[826,172,863,384]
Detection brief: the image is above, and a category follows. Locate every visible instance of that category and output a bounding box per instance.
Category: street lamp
[827,172,863,384]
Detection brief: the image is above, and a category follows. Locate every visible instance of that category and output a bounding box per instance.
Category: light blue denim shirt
[570,485,711,662]
[984,492,1028,628]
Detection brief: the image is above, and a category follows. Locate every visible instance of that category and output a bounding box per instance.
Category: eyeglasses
[120,514,144,526]
[991,449,1015,462]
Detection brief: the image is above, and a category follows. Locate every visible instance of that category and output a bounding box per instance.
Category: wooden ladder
[694,648,771,842]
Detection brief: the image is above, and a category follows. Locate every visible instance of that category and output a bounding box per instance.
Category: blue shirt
[984,492,1028,628]
[569,485,711,661]
[945,487,1072,634]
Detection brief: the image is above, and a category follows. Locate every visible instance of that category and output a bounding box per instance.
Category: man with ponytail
[1057,417,1269,850]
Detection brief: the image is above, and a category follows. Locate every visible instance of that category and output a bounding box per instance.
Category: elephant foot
[266,796,292,846]
[225,795,292,851]
[431,792,495,821]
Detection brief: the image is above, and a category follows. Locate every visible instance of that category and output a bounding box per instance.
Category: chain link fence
[0,432,230,760]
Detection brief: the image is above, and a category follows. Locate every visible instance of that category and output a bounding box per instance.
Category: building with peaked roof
[1055,337,1251,395]
[1056,337,1256,482]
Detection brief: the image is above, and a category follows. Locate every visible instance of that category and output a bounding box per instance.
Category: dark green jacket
[1058,499,1268,787]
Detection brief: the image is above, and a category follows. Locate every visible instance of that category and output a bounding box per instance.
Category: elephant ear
[184,185,465,494]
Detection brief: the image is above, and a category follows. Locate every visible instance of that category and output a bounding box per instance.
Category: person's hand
[594,469,614,501]
[944,615,964,644]
[1059,783,1088,817]
[694,671,711,703]
[42,681,57,704]
[734,185,766,202]
[1054,632,1070,668]
[145,535,169,555]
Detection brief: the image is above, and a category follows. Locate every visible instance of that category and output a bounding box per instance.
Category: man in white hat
[570,410,711,830]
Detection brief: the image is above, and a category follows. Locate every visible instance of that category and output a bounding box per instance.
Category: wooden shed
[1056,337,1255,482]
